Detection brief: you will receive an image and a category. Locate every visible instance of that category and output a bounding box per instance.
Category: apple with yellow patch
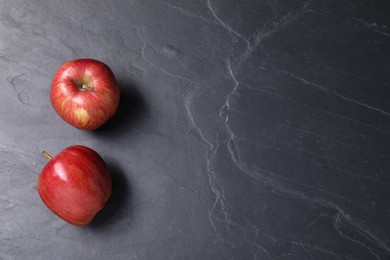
[50,59,120,130]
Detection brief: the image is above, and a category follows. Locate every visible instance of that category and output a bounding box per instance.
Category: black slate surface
[0,0,389,259]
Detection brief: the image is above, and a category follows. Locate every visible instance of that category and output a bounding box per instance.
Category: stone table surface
[0,0,389,259]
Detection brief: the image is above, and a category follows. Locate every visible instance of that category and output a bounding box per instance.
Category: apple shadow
[92,79,148,138]
[88,161,133,230]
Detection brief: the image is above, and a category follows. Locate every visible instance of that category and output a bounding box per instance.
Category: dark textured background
[0,0,389,259]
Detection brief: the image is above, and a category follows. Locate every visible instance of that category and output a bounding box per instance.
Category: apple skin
[50,58,120,130]
[37,145,112,226]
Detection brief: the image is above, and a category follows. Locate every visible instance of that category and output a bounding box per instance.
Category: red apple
[50,58,120,130]
[37,145,112,226]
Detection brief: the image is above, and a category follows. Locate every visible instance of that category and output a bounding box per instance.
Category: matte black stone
[0,0,389,259]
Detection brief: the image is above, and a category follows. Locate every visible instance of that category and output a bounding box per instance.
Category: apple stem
[41,151,53,160]
[80,84,95,91]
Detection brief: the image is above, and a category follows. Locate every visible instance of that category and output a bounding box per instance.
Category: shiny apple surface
[37,145,112,226]
[50,59,120,130]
